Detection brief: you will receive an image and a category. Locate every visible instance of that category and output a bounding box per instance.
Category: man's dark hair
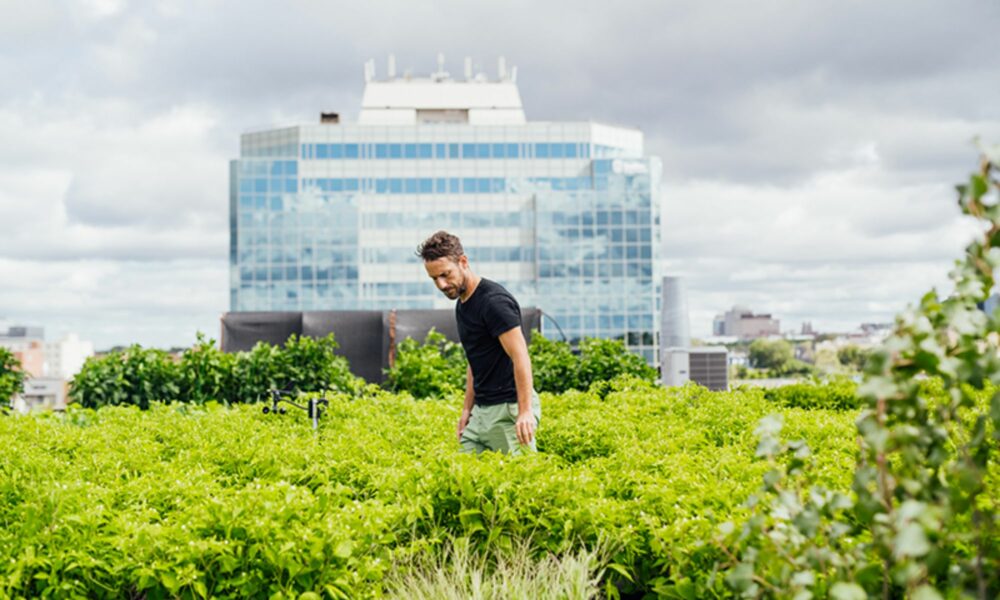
[417,231,465,262]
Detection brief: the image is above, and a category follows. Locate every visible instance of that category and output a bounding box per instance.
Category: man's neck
[459,273,482,303]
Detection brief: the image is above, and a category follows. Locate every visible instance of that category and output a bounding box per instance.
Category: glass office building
[230,59,661,361]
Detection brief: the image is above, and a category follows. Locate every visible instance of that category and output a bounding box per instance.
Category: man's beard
[447,273,468,299]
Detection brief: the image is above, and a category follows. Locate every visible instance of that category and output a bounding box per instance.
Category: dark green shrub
[762,378,861,410]
[575,337,658,389]
[385,329,467,399]
[836,344,872,371]
[384,330,658,398]
[0,347,25,405]
[179,334,237,404]
[70,345,180,410]
[748,338,793,370]
[528,334,578,393]
[231,333,361,403]
[70,333,361,408]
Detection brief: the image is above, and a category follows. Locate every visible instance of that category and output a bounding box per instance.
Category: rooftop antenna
[498,56,507,80]
[464,56,472,80]
[363,59,376,82]
[387,53,396,79]
[432,52,449,81]
[510,65,518,82]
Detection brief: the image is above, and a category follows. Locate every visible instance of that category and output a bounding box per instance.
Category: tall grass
[385,537,609,600]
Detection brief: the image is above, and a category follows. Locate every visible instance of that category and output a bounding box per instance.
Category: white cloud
[0,257,226,349]
[661,161,983,336]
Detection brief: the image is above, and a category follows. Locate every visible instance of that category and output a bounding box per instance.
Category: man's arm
[457,365,475,442]
[498,326,535,445]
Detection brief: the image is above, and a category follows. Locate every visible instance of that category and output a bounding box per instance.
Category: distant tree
[836,344,871,371]
[0,348,25,405]
[748,338,793,370]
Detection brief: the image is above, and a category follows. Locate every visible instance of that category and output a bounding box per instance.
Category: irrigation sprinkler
[262,389,329,431]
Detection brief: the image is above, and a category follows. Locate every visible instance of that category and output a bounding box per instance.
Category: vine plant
[718,147,1000,599]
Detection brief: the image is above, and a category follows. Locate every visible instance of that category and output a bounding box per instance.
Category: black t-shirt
[456,278,523,405]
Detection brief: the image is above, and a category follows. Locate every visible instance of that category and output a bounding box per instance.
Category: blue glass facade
[231,122,661,361]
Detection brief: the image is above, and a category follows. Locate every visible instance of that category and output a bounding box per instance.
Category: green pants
[460,392,541,455]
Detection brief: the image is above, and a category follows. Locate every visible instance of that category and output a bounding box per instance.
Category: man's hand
[515,410,535,445]
[457,409,471,442]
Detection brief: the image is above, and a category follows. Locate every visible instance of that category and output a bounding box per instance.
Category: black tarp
[221,312,302,352]
[220,308,542,384]
[303,311,385,383]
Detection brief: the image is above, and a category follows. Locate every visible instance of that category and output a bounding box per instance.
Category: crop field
[0,380,860,598]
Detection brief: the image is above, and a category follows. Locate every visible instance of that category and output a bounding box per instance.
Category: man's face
[424,256,468,300]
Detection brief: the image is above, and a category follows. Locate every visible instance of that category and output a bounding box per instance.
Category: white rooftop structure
[358,54,527,126]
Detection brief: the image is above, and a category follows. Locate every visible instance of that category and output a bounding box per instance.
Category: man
[418,230,541,455]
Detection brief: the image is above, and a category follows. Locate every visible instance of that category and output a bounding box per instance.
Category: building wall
[230,120,662,361]
[1,339,45,377]
[44,333,95,379]
[713,306,780,340]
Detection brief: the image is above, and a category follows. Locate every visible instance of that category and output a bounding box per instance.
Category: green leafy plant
[0,347,25,406]
[528,334,578,394]
[0,380,864,598]
[70,345,180,410]
[70,333,361,408]
[385,329,467,399]
[575,337,658,390]
[179,333,237,404]
[762,378,861,411]
[721,148,1000,598]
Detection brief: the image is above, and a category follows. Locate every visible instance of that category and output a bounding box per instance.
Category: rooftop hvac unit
[689,347,728,391]
[661,347,728,391]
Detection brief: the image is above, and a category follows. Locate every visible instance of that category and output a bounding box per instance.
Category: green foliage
[179,333,237,404]
[748,338,793,370]
[575,337,658,390]
[70,345,180,410]
[762,378,862,410]
[527,334,578,394]
[837,344,872,371]
[530,335,658,393]
[746,338,817,378]
[0,382,865,597]
[385,329,467,399]
[723,149,1000,597]
[70,333,361,408]
[387,331,658,398]
[0,347,25,405]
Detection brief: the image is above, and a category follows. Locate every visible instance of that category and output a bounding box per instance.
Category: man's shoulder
[479,278,516,299]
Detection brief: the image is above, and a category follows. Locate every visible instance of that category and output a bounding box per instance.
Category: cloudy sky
[1,0,998,349]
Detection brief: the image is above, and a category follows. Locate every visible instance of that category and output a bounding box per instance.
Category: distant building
[1,326,93,411]
[229,56,662,362]
[0,326,45,377]
[712,306,780,340]
[44,333,94,380]
[13,378,68,413]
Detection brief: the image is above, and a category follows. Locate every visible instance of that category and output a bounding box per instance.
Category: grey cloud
[1,0,999,347]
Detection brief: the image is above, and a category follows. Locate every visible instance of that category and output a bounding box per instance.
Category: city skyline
[1,1,999,349]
